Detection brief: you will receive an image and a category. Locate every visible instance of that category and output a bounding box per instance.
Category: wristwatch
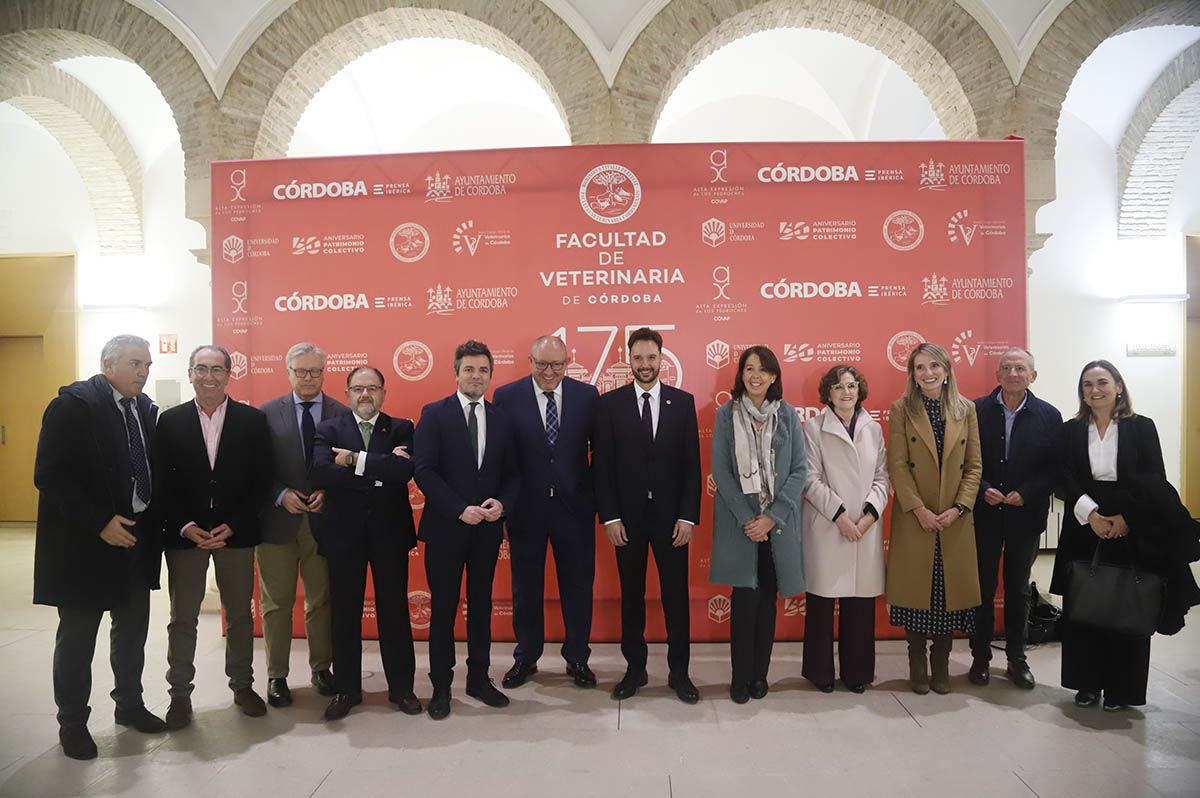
[953,503,968,517]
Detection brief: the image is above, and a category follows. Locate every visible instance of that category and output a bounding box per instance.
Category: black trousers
[424,524,503,689]
[801,594,877,687]
[1061,620,1151,706]
[509,509,596,666]
[53,586,151,728]
[971,521,1041,663]
[615,500,690,676]
[326,532,415,696]
[729,541,777,686]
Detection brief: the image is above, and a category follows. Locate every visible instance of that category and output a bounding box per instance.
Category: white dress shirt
[1073,419,1119,524]
[457,391,486,467]
[534,380,564,429]
[112,386,150,515]
[353,411,380,477]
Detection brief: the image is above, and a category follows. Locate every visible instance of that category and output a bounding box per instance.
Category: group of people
[33,330,1199,761]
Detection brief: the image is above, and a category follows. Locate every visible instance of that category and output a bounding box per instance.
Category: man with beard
[311,366,421,720]
[414,340,520,720]
[593,328,702,703]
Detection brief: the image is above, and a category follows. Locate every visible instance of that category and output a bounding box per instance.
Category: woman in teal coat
[710,345,807,704]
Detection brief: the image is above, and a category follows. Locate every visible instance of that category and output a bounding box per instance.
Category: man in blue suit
[493,335,600,689]
[311,366,421,721]
[415,340,520,720]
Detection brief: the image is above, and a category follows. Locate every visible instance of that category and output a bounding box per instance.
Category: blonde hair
[902,343,971,421]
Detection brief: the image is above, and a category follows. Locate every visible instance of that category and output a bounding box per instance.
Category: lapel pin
[666,399,672,405]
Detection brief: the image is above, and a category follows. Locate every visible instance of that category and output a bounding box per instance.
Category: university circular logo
[579,163,641,224]
[408,590,432,629]
[887,330,926,372]
[392,340,433,382]
[882,210,924,252]
[389,222,430,262]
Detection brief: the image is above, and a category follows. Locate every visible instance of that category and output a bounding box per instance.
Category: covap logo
[221,235,244,264]
[708,594,732,624]
[579,164,641,225]
[392,341,433,382]
[229,168,247,202]
[389,223,430,263]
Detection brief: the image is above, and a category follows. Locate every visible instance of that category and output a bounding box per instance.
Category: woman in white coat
[802,365,889,692]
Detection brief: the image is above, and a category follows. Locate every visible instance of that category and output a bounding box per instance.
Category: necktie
[468,401,480,466]
[300,401,316,467]
[641,391,653,442]
[359,420,372,449]
[544,391,559,447]
[121,397,152,504]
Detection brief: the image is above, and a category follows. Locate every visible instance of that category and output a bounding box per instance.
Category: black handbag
[1026,581,1062,644]
[1064,543,1165,637]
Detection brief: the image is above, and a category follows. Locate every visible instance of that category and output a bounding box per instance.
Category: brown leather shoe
[233,688,267,717]
[165,696,193,730]
[905,632,930,695]
[929,635,953,695]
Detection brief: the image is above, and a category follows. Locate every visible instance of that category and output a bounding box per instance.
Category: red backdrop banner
[212,140,1025,643]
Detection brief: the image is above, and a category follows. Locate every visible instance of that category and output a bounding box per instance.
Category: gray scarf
[733,395,779,509]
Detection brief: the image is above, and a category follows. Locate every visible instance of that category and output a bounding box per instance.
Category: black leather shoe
[466,679,510,708]
[389,691,423,715]
[502,661,538,689]
[164,696,193,730]
[267,678,292,707]
[610,669,648,700]
[968,658,990,686]
[1006,660,1036,690]
[323,692,362,721]
[114,706,167,733]
[233,688,267,717]
[427,687,451,720]
[311,669,335,696]
[811,680,835,694]
[729,683,750,704]
[749,679,769,699]
[1102,696,1130,712]
[668,674,700,705]
[59,725,97,760]
[566,661,597,688]
[1074,690,1100,707]
[843,681,867,694]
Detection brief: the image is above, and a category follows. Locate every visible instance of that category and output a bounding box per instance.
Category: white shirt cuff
[1073,494,1099,526]
[180,522,196,538]
[354,451,368,477]
[602,518,621,526]
[275,489,287,507]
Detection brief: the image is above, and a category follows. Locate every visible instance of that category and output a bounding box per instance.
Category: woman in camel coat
[886,343,982,695]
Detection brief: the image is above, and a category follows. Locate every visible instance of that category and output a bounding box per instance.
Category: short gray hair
[188,344,231,370]
[100,334,150,368]
[285,342,326,368]
[998,347,1035,370]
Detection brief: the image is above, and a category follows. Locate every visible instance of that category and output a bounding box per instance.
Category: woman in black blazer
[1050,360,1167,710]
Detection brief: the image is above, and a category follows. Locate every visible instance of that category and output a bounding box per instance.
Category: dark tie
[120,397,152,505]
[468,401,480,466]
[544,391,559,447]
[641,391,653,442]
[300,401,316,467]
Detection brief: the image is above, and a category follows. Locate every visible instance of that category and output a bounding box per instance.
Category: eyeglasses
[532,360,567,372]
[348,385,383,395]
[290,367,324,378]
[831,382,859,392]
[191,365,229,377]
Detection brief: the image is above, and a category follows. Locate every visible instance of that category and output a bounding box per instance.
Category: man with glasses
[969,348,1063,689]
[258,343,348,707]
[311,366,421,720]
[493,335,600,689]
[156,345,273,728]
[414,340,520,719]
[34,335,167,759]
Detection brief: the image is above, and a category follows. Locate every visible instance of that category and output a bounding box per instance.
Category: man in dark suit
[593,327,701,704]
[156,344,273,728]
[310,365,422,720]
[34,335,167,759]
[414,340,520,720]
[494,335,600,689]
[258,342,347,707]
[969,348,1062,689]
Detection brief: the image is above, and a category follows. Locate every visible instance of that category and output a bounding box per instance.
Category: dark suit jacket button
[911,437,917,442]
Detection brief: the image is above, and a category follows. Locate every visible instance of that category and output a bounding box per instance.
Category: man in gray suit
[257,342,348,706]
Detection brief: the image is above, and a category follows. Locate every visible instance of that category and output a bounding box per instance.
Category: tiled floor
[0,525,1198,797]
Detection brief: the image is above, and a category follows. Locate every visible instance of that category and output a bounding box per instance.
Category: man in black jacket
[156,345,273,728]
[34,335,167,759]
[970,348,1062,689]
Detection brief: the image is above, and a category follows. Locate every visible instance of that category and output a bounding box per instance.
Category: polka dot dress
[888,394,976,635]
